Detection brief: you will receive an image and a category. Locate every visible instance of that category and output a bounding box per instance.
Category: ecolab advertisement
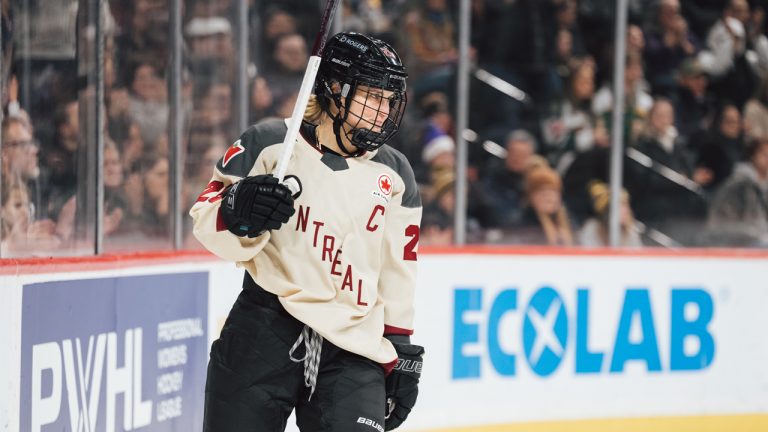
[17,273,208,432]
[405,255,768,430]
[2,253,768,431]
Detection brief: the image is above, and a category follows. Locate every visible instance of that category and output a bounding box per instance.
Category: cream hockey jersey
[190,118,422,366]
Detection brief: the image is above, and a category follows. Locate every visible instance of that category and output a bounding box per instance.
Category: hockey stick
[274,0,341,194]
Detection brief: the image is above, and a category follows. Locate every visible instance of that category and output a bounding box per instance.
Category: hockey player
[190,32,424,431]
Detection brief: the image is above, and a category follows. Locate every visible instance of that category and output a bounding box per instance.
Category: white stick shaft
[275,55,323,182]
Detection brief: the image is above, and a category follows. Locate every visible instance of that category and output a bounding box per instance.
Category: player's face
[347,85,394,133]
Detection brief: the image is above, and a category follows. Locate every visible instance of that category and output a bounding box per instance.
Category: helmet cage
[315,33,408,153]
[337,82,407,152]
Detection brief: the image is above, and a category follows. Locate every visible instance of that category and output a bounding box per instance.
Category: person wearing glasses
[1,114,60,254]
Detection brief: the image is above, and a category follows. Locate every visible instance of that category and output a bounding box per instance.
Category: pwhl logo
[21,274,208,432]
[453,286,715,378]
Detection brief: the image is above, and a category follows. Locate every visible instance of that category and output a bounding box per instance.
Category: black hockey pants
[203,274,386,432]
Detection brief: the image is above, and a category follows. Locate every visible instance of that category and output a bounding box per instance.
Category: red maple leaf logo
[378,174,392,195]
[222,140,245,167]
[380,46,396,61]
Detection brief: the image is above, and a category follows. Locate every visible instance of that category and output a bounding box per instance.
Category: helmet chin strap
[331,114,362,156]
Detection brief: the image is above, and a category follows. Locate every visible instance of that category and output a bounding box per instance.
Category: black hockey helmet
[315,32,408,153]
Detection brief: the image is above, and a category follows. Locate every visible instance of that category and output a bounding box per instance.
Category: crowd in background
[2,0,768,257]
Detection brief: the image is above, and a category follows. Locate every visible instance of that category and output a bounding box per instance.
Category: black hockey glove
[220,174,296,238]
[384,342,424,431]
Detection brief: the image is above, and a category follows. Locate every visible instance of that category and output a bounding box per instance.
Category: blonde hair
[525,166,573,245]
[303,95,326,124]
[587,180,636,244]
[536,208,574,246]
[1,177,30,238]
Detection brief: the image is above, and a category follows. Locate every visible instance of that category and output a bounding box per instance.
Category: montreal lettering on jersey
[295,204,387,306]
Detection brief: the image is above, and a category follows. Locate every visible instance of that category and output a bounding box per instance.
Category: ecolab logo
[452,286,715,378]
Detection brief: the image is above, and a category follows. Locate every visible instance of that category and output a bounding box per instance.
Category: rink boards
[1,249,767,431]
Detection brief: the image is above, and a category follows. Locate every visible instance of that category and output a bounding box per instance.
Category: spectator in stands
[420,209,454,246]
[185,16,235,80]
[103,139,128,239]
[1,115,40,196]
[2,112,61,236]
[42,100,78,220]
[629,98,707,239]
[672,57,715,138]
[578,180,643,247]
[256,6,299,73]
[138,155,170,239]
[262,33,307,113]
[412,91,454,184]
[53,139,128,246]
[249,75,275,123]
[694,103,746,190]
[191,80,233,136]
[128,61,169,149]
[514,166,575,246]
[421,171,456,246]
[644,0,701,96]
[422,132,455,175]
[115,0,169,74]
[470,0,504,65]
[744,75,768,140]
[540,60,599,172]
[421,168,490,243]
[109,120,145,175]
[627,24,647,57]
[483,130,546,230]
[579,0,645,73]
[697,0,768,108]
[556,0,587,60]
[560,117,613,224]
[493,0,562,114]
[185,136,228,206]
[106,57,132,126]
[402,0,459,81]
[0,176,60,256]
[706,137,768,246]
[340,0,397,38]
[680,0,728,41]
[592,52,653,146]
[1,177,32,254]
